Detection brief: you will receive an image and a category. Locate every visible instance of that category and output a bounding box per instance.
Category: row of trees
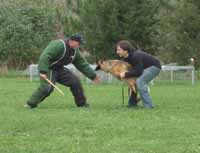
[0,0,56,68]
[155,0,200,66]
[0,0,199,68]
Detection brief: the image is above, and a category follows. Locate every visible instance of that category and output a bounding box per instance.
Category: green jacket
[38,39,96,80]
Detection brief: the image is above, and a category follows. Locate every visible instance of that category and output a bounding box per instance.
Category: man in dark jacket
[25,34,100,108]
[116,40,161,108]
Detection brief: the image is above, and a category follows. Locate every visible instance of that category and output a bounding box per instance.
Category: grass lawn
[0,78,200,153]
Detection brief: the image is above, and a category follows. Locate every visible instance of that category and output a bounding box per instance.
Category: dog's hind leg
[127,79,141,104]
[127,79,136,94]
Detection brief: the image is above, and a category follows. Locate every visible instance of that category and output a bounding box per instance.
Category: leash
[122,82,125,105]
[122,84,134,106]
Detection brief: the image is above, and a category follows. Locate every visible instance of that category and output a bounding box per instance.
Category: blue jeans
[136,66,161,108]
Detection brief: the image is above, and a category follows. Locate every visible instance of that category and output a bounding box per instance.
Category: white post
[108,74,113,83]
[192,67,195,85]
[30,65,33,82]
[170,70,174,83]
[190,58,195,85]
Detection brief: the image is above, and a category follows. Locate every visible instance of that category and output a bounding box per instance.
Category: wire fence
[26,64,196,85]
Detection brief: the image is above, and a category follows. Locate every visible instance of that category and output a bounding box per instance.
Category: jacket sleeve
[125,61,143,78]
[38,40,64,74]
[73,49,96,80]
[125,64,143,78]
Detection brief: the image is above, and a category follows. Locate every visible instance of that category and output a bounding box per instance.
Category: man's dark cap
[70,34,84,44]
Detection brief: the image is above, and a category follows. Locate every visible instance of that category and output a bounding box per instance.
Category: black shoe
[127,104,137,108]
[82,103,90,108]
[24,104,37,109]
[77,103,90,108]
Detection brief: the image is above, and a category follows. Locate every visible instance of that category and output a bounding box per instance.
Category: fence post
[29,65,33,82]
[192,66,195,85]
[170,70,174,83]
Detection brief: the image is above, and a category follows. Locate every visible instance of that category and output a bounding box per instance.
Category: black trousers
[27,68,87,107]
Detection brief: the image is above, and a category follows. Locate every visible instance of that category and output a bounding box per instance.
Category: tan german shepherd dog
[95,60,137,95]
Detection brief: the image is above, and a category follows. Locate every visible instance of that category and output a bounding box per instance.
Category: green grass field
[0,78,200,153]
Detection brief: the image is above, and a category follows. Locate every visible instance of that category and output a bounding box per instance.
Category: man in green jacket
[25,34,100,108]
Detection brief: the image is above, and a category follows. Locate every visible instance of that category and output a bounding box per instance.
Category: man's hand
[93,75,101,84]
[119,72,126,80]
[40,73,47,80]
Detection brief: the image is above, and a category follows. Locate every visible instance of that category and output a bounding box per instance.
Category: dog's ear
[102,57,106,61]
[95,65,101,71]
[97,59,103,64]
[95,58,99,64]
[95,59,102,71]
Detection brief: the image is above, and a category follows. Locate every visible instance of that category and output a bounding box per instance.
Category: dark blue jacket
[123,49,161,78]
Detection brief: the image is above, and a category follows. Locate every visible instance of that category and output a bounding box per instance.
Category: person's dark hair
[116,40,133,52]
